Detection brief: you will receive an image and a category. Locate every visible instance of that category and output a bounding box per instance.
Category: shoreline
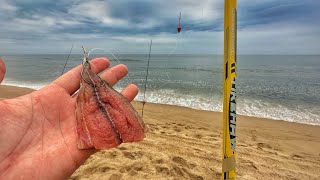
[1,84,319,127]
[0,84,35,100]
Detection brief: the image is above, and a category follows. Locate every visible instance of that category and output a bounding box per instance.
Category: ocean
[2,54,320,125]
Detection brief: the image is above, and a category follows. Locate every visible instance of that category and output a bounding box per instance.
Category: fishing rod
[141,39,152,118]
[222,0,237,179]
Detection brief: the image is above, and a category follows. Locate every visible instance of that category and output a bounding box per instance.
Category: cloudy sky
[0,0,319,54]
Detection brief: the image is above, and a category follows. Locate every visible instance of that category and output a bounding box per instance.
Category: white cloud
[179,0,222,22]
[238,22,320,54]
[68,1,127,26]
[0,0,18,12]
[155,0,222,24]
[58,19,83,26]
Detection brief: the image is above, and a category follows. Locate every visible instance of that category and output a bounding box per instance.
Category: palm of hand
[0,58,138,180]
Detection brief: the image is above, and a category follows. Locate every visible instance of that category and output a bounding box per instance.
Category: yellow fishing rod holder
[222,0,237,179]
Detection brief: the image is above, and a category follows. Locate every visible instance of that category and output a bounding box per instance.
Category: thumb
[0,58,6,83]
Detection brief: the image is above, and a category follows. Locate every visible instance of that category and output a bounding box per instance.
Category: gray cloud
[0,0,319,54]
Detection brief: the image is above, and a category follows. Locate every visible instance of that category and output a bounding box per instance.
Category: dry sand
[1,85,320,180]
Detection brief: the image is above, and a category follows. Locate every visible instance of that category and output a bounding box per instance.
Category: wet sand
[0,85,34,100]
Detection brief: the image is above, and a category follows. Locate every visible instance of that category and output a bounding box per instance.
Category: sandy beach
[1,85,320,180]
[0,85,35,100]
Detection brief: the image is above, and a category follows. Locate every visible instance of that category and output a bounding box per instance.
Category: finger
[100,64,128,87]
[0,58,6,83]
[53,57,109,95]
[121,84,139,102]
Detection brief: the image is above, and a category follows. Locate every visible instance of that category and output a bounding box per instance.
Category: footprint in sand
[257,142,272,150]
[119,162,145,176]
[117,146,127,151]
[241,159,258,170]
[291,154,303,159]
[98,166,112,173]
[193,134,203,139]
[172,156,196,169]
[128,162,145,176]
[148,124,160,132]
[172,156,189,167]
[106,151,118,158]
[122,151,144,160]
[250,130,257,141]
[153,158,164,164]
[108,173,122,180]
[174,127,182,132]
[197,127,208,130]
[239,175,258,180]
[161,125,169,129]
[171,165,203,180]
[155,165,170,175]
[171,165,184,177]
[182,167,204,180]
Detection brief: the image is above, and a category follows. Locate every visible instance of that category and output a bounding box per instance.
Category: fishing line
[87,47,137,96]
[157,72,171,89]
[87,48,121,65]
[167,33,181,56]
[160,32,183,90]
[157,12,184,90]
[141,39,152,118]
[140,13,183,117]
[61,43,74,76]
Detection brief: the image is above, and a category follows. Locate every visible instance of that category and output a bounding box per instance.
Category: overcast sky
[0,0,319,54]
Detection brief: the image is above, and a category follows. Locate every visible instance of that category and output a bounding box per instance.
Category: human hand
[0,58,138,180]
[0,58,6,83]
